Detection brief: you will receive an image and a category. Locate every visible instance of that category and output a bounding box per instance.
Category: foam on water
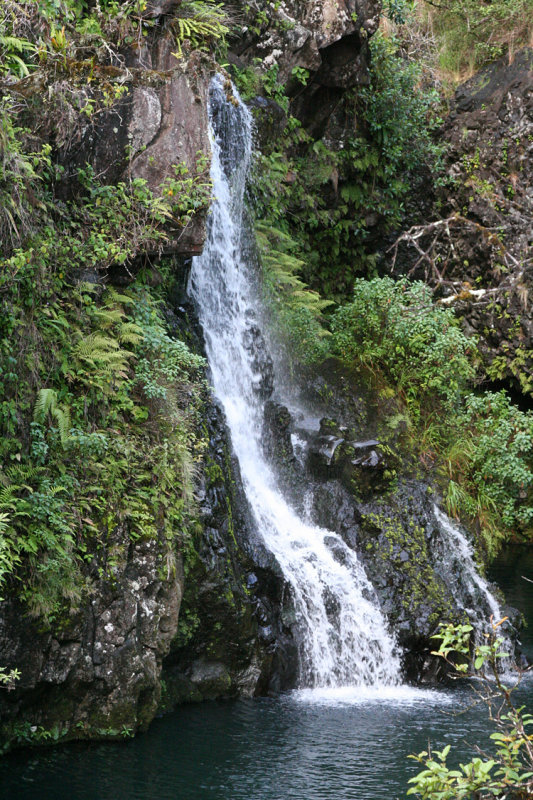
[291,685,455,707]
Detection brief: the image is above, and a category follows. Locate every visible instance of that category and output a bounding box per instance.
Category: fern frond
[4,465,41,484]
[172,0,229,55]
[92,308,125,327]
[53,407,71,446]
[33,388,58,423]
[118,322,143,345]
[103,287,134,306]
[75,333,121,360]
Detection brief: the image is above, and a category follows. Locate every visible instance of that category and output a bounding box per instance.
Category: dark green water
[2,548,532,800]
[489,545,533,660]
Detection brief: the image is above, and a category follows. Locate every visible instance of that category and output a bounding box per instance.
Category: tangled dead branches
[388,213,532,310]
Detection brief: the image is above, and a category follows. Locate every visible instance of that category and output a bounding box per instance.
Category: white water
[433,505,504,625]
[189,77,401,689]
[293,685,454,707]
[432,505,513,664]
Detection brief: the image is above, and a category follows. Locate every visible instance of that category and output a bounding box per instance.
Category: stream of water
[188,77,400,689]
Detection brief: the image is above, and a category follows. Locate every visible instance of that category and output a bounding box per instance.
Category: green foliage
[250,31,444,301]
[170,1,229,58]
[0,108,208,622]
[408,621,533,799]
[357,31,442,188]
[329,278,533,554]
[444,392,533,554]
[0,666,20,688]
[0,33,37,79]
[330,277,474,412]
[0,98,51,253]
[255,223,332,366]
[159,157,212,225]
[134,291,205,401]
[424,0,533,76]
[383,0,413,24]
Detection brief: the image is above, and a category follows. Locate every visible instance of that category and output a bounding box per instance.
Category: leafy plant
[408,621,533,799]
[249,31,444,301]
[171,0,229,58]
[0,666,20,689]
[444,392,533,555]
[255,222,332,366]
[330,277,474,413]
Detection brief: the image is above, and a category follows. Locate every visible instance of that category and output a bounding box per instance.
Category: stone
[399,48,533,398]
[231,0,380,132]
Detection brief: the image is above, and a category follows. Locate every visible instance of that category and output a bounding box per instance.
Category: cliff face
[231,0,380,133]
[0,2,381,745]
[1,1,523,750]
[397,48,533,398]
[0,530,184,735]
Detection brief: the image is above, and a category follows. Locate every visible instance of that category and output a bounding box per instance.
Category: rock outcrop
[231,0,380,133]
[396,48,533,397]
[16,36,213,258]
[260,362,510,682]
[0,528,184,737]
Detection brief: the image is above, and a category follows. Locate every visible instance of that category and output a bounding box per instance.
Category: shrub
[408,621,533,799]
[446,391,533,553]
[330,277,474,412]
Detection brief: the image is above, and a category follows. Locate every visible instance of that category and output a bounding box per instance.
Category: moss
[360,509,453,621]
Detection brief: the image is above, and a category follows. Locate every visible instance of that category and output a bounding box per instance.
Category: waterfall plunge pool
[2,549,533,800]
[3,675,533,800]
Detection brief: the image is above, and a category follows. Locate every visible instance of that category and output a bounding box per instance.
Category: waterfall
[188,77,401,689]
[433,506,511,655]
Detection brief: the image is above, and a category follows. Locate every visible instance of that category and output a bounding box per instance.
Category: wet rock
[0,530,184,739]
[307,434,345,478]
[262,401,296,467]
[242,322,274,399]
[306,416,391,495]
[190,661,232,698]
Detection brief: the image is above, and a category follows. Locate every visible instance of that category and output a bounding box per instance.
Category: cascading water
[433,506,512,659]
[189,77,401,689]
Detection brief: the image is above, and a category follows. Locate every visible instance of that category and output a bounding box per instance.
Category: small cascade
[189,77,401,689]
[433,505,513,661]
[433,506,503,624]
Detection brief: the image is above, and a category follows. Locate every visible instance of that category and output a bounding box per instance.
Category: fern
[0,33,37,78]
[256,223,333,318]
[92,308,125,328]
[171,1,229,58]
[0,511,10,534]
[33,388,71,445]
[255,223,333,366]
[33,387,59,423]
[118,321,143,346]
[103,287,135,306]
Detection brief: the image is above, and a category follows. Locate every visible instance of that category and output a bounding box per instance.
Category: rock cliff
[396,48,533,398]
[0,0,523,750]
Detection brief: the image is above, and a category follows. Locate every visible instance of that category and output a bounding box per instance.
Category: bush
[330,277,474,412]
[444,391,533,553]
[408,621,533,799]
